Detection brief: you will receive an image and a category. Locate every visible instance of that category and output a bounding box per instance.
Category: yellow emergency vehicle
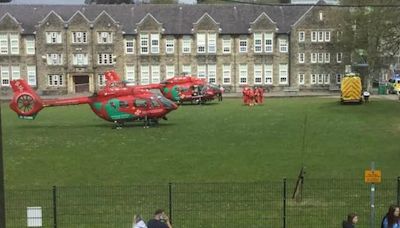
[340,73,362,103]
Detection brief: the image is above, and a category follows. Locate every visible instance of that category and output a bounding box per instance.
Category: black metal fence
[5,178,400,228]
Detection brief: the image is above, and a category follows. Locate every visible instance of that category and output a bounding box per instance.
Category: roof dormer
[192,13,220,33]
[0,13,22,32]
[136,13,163,33]
[249,12,277,32]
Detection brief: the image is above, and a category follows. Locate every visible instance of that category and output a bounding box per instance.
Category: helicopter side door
[133,98,149,118]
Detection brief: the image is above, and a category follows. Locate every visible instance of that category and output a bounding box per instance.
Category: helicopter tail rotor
[9,79,44,120]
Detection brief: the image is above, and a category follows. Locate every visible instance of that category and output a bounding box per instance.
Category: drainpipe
[287,32,291,87]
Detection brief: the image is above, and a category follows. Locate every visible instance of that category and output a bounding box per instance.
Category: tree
[337,0,400,86]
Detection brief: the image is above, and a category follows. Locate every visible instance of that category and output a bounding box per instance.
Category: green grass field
[2,97,400,227]
[2,97,400,188]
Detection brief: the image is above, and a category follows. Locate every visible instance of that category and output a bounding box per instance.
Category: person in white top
[363,91,370,103]
[133,214,147,228]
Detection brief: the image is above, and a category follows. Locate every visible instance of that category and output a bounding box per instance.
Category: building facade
[0,3,348,95]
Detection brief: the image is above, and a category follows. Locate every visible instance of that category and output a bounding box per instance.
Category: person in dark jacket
[147,209,172,228]
[342,212,358,228]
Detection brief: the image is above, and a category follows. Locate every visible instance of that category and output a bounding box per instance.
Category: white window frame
[254,64,263,85]
[325,53,330,63]
[298,53,305,63]
[151,65,160,83]
[197,65,206,79]
[311,74,317,84]
[182,65,191,75]
[73,53,88,66]
[46,32,62,44]
[1,66,9,86]
[337,52,343,63]
[317,74,323,84]
[182,36,191,54]
[239,37,247,53]
[98,74,105,86]
[47,54,63,65]
[324,74,330,85]
[125,65,135,83]
[150,33,159,54]
[125,38,135,54]
[140,33,149,54]
[0,33,8,55]
[325,31,331,42]
[97,32,112,44]
[165,37,175,54]
[299,31,305,42]
[11,65,20,80]
[208,64,216,84]
[222,36,231,54]
[239,64,248,85]
[72,32,87,44]
[207,33,216,53]
[254,33,263,53]
[298,73,305,85]
[10,33,19,55]
[311,53,317,63]
[318,53,324,63]
[318,31,324,42]
[279,39,288,53]
[166,65,175,79]
[265,64,273,85]
[140,65,150,85]
[197,33,206,53]
[27,65,36,86]
[279,64,288,85]
[48,74,64,87]
[336,74,342,84]
[265,33,273,53]
[311,31,317,42]
[25,37,35,55]
[222,64,231,85]
[97,53,114,65]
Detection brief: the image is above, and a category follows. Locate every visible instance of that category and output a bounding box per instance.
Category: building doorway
[73,75,89,93]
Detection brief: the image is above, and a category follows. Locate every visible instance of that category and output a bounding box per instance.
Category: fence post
[283,178,287,228]
[397,177,400,206]
[168,182,172,224]
[52,186,57,228]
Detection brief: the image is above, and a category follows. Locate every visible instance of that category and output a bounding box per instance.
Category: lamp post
[0,103,5,228]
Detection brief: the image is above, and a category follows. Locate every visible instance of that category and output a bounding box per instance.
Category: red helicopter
[157,75,222,104]
[9,71,178,128]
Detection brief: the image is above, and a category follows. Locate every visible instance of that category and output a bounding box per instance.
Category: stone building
[0,2,348,95]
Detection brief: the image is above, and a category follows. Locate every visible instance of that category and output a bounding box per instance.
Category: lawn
[2,97,400,227]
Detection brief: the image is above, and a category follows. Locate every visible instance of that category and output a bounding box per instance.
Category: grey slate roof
[0,4,312,35]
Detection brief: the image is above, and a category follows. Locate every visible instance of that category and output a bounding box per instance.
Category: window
[140,34,149,54]
[311,53,317,63]
[299,31,305,42]
[1,66,9,86]
[0,33,8,54]
[318,74,323,84]
[298,73,305,85]
[279,64,288,84]
[239,37,247,53]
[48,74,63,86]
[46,32,61,44]
[298,53,305,63]
[318,31,324,42]
[97,32,112,44]
[98,74,105,86]
[125,39,134,54]
[318,53,323,63]
[197,65,206,79]
[27,66,36,86]
[125,65,135,83]
[97,53,114,65]
[150,34,159,54]
[197,33,206,53]
[72,32,87,43]
[11,65,20,80]
[279,39,288,53]
[222,36,231,54]
[311,31,317,42]
[325,31,331,42]
[25,37,35,55]
[10,33,19,55]
[337,52,343,63]
[73,53,88,66]
[151,65,160,83]
[254,33,262,53]
[166,65,175,79]
[325,53,330,63]
[336,74,342,84]
[47,54,63,65]
[208,64,216,84]
[222,64,231,84]
[239,64,247,84]
[324,74,330,84]
[207,33,216,53]
[254,64,262,84]
[265,64,273,85]
[319,11,324,21]
[182,65,191,75]
[165,37,174,54]
[182,36,191,53]
[311,74,316,84]
[265,33,273,53]
[140,65,150,85]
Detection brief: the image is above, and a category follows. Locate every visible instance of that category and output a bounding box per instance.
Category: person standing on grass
[381,205,400,228]
[133,214,147,228]
[147,209,172,228]
[342,212,358,228]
